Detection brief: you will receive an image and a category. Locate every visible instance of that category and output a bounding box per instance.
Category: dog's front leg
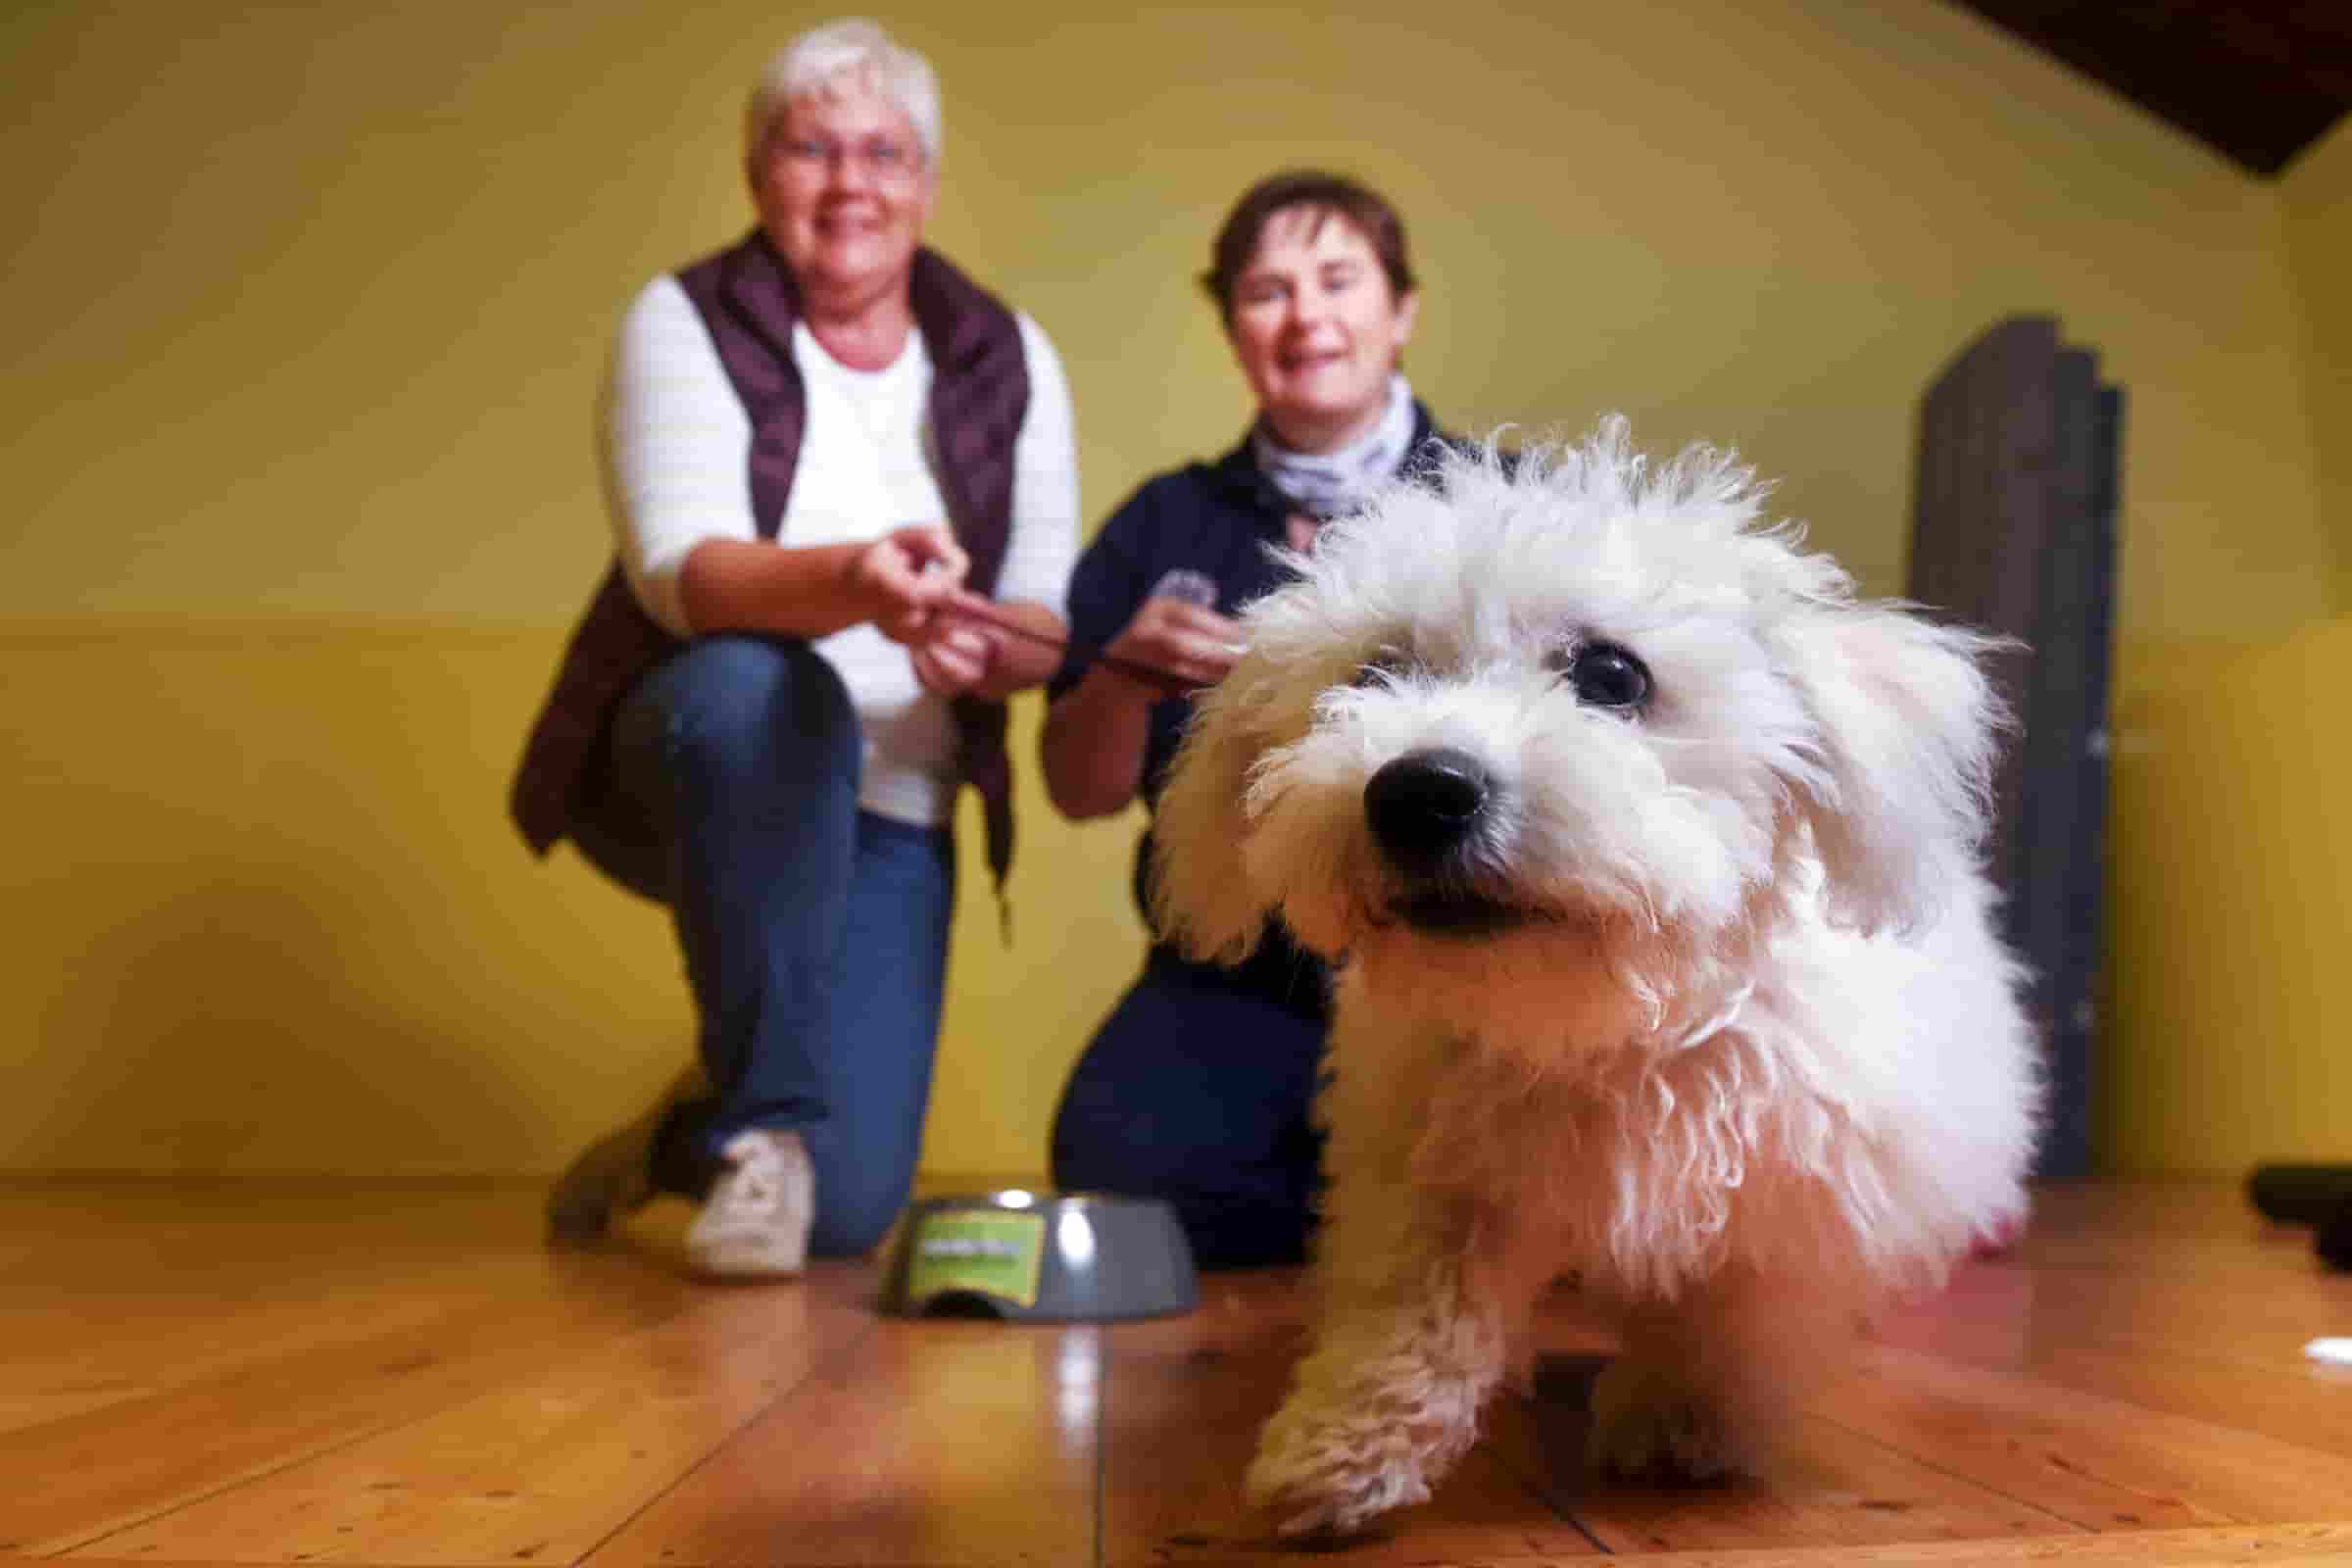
[1246,1168,1515,1539]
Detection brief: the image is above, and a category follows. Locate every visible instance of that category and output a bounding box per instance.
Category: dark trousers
[1049,948,1327,1268]
[572,636,956,1257]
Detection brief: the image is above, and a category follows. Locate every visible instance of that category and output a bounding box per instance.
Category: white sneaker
[686,1129,814,1280]
[546,1065,702,1244]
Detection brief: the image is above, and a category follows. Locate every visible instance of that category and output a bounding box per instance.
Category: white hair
[744,18,942,172]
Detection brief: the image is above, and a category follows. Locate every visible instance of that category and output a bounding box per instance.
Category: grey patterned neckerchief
[1251,374,1417,522]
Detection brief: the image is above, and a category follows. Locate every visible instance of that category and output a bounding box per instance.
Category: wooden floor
[5,1181,2352,1567]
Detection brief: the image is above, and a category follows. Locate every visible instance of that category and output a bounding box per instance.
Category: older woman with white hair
[514,18,1078,1277]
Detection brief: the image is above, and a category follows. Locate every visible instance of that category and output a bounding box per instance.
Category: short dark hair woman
[1041,169,1463,1267]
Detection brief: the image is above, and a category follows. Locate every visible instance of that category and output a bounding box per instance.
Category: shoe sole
[688,1239,807,1280]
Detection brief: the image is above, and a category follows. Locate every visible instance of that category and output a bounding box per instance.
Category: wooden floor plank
[0,1260,680,1449]
[1870,1237,2352,1466]
[1472,1278,2079,1558]
[0,1190,705,1554]
[8,1180,2348,1568]
[1432,1520,2352,1565]
[1096,1273,1600,1565]
[1967,1339,2352,1458]
[1474,1382,2073,1557]
[580,1317,1102,1568]
[0,1388,169,1435]
[34,1520,2352,1568]
[59,1268,875,1566]
[0,1188,637,1440]
[1904,1262,2351,1365]
[1816,1343,2352,1531]
[4,1289,667,1553]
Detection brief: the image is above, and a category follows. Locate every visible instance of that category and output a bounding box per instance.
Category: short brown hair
[1200,170,1417,322]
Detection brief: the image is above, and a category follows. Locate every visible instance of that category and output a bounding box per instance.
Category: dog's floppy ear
[1776,602,2005,936]
[1149,656,1283,964]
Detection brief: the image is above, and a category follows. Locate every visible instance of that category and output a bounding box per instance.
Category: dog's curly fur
[1151,418,2041,1538]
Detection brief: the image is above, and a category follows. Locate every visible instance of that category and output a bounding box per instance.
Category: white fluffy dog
[1151,419,2040,1537]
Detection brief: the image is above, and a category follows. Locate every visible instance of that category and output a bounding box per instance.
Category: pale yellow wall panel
[0,623,692,1176]
[2104,621,2352,1173]
[0,619,1135,1181]
[2280,119,2352,601]
[2,0,2329,630]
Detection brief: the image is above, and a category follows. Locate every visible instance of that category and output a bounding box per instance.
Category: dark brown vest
[508,232,1030,891]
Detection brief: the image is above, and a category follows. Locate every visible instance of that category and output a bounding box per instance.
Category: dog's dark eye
[1352,647,1415,687]
[1558,641,1651,710]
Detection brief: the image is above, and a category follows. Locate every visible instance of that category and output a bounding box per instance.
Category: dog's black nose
[1365,749,1491,866]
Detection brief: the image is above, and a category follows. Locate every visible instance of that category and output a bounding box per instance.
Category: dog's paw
[1245,1413,1436,1539]
[1585,1358,1762,1483]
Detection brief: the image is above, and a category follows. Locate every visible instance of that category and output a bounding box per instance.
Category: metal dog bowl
[880,1191,1198,1322]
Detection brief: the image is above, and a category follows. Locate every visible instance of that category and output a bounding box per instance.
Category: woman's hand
[1039,590,1246,820]
[1101,596,1247,698]
[908,620,1002,696]
[851,524,969,645]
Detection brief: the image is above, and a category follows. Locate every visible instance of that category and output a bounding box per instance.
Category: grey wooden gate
[1908,317,2124,1182]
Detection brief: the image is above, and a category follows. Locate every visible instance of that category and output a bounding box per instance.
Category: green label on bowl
[906,1211,1048,1308]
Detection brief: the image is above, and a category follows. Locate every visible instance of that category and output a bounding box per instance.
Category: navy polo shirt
[1051,406,1447,1017]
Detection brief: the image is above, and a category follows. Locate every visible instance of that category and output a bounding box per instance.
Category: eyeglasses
[774,135,921,178]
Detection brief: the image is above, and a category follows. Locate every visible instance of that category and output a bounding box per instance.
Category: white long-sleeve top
[604,274,1080,829]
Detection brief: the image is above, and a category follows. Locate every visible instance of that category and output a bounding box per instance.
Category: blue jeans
[573,635,956,1257]
[1050,948,1327,1268]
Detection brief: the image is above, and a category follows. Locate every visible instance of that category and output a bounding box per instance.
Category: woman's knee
[1048,1067,1139,1190]
[656,636,857,774]
[1054,1113,1315,1267]
[1049,1113,1112,1192]
[1050,1095,1199,1197]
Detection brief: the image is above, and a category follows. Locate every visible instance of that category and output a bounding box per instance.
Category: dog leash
[934,595,1204,697]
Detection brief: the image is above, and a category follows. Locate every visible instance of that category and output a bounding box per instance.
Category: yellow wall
[2104,619,2352,1172]
[2281,121,2352,603]
[2,619,674,1174]
[0,0,2338,1180]
[2094,118,2351,1176]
